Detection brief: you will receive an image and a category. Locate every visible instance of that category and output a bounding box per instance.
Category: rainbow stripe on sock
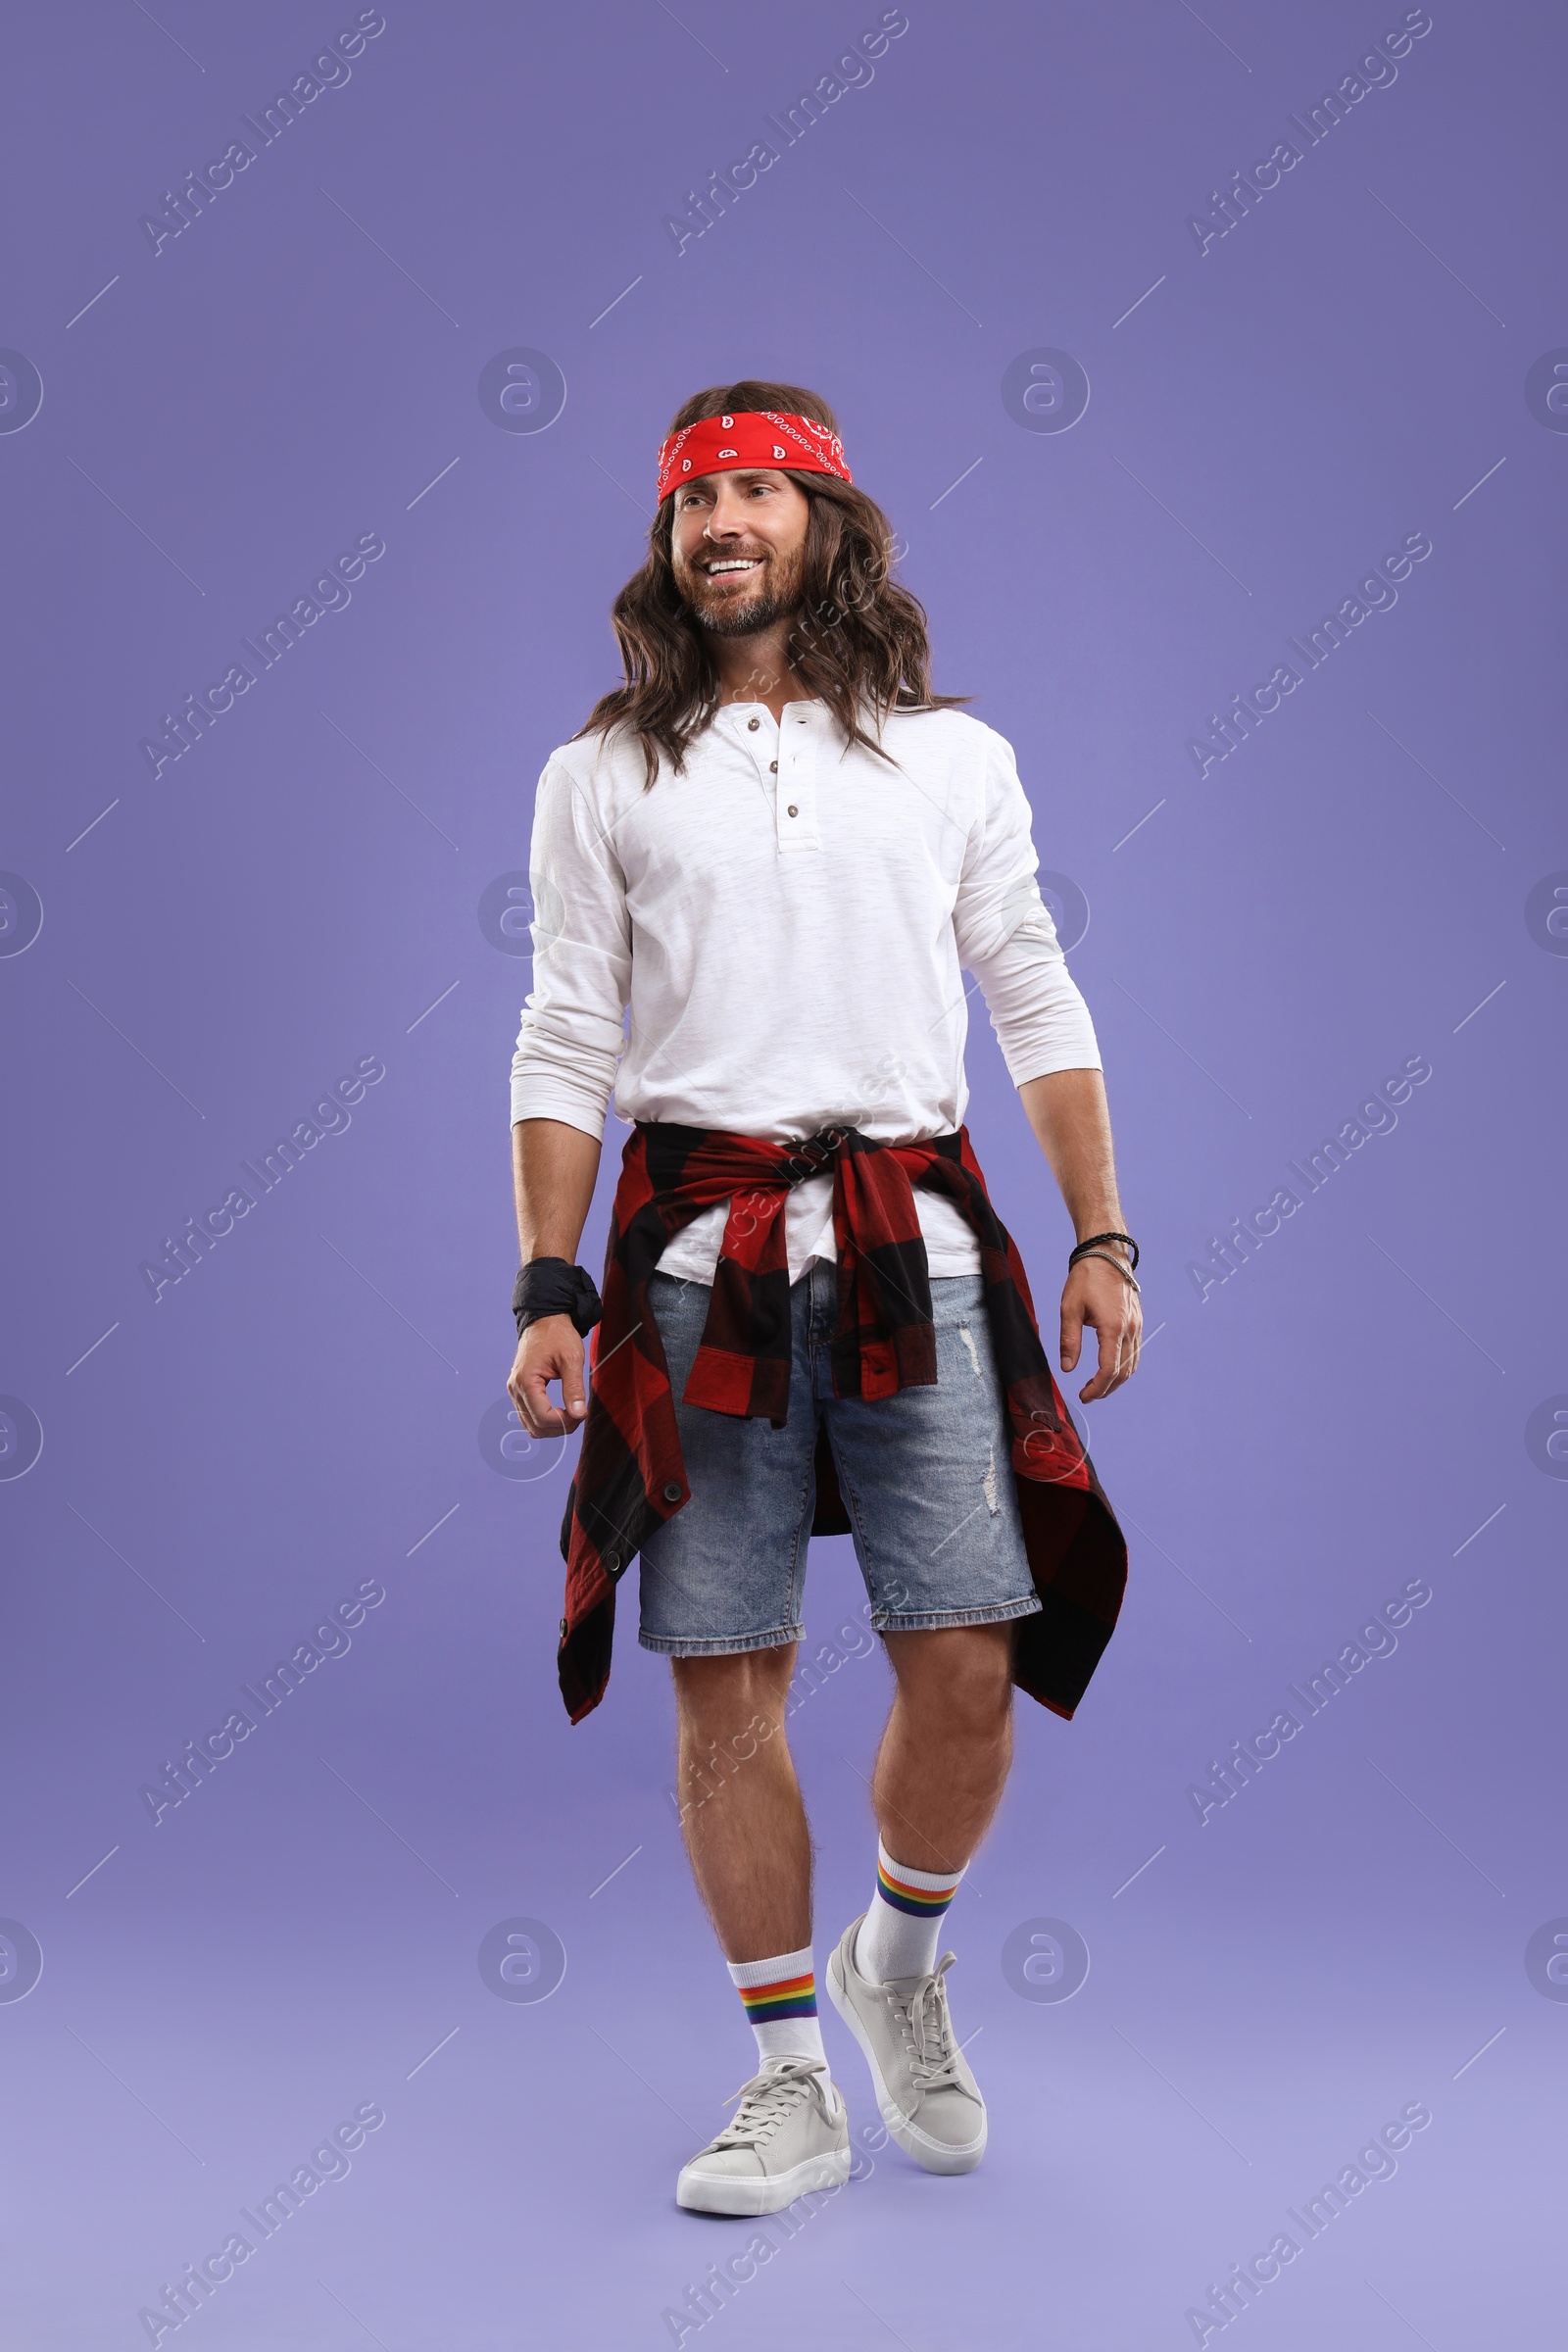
[877,1860,961,1919]
[737,1969,817,2023]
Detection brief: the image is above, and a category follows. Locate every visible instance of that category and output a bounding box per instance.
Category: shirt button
[747,716,760,731]
[787,805,799,817]
[769,760,777,772]
[662,1481,682,1501]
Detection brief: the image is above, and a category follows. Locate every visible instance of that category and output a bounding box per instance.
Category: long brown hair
[573,379,968,786]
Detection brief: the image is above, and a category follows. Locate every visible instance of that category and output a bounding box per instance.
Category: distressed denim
[637,1258,1042,1654]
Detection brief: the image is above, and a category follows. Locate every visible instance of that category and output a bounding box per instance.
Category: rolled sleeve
[953,727,1102,1088]
[509,760,632,1137]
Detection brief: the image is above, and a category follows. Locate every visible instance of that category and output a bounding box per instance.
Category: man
[507,381,1139,2216]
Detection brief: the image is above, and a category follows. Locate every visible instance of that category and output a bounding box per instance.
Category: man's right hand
[508,1312,588,1438]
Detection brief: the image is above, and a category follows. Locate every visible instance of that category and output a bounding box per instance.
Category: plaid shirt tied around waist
[555,1120,1128,1724]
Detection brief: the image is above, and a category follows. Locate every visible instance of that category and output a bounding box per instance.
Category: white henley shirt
[510,698,1102,1284]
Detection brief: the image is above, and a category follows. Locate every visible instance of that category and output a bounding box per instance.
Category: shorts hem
[638,1626,806,1658]
[869,1594,1044,1634]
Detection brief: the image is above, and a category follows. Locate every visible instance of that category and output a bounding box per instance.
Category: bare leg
[670,1644,808,1963]
[871,1623,1016,1870]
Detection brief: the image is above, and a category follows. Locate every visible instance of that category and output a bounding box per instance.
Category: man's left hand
[1059,1258,1142,1401]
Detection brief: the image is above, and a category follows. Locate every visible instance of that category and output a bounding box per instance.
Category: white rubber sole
[826,1956,987,2176]
[675,2144,851,2217]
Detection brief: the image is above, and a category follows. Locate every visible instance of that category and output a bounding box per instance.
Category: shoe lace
[708,2056,837,2150]
[892,1953,968,2110]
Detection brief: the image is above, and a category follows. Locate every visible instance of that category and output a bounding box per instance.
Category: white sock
[727,1944,831,2079]
[853,1838,967,1984]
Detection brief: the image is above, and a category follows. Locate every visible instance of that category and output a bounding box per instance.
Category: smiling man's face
[668,466,812,637]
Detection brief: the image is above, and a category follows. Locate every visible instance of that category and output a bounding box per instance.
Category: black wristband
[513,1256,603,1340]
[1068,1230,1140,1273]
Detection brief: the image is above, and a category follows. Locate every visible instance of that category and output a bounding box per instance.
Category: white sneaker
[826,1915,987,2174]
[675,2054,852,2216]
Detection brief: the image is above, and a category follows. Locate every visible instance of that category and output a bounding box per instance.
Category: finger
[535,1332,588,1423]
[518,1362,570,1438]
[510,1381,549,1440]
[1059,1297,1082,1373]
[1076,1320,1105,1402]
[1077,1314,1126,1403]
[509,1347,548,1438]
[558,1350,588,1422]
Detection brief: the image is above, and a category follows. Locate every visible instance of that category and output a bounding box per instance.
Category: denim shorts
[636,1258,1043,1655]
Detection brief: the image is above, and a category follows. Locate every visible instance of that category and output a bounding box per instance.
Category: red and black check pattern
[555,1121,1128,1724]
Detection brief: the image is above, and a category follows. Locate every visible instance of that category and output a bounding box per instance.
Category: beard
[673,538,807,637]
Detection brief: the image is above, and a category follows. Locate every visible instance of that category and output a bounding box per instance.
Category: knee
[672,1647,795,1747]
[945,1661,1013,1740]
[890,1627,1013,1736]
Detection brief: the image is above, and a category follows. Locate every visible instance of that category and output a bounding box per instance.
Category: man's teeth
[706,559,760,573]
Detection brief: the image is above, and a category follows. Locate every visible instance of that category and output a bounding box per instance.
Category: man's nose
[704,490,750,536]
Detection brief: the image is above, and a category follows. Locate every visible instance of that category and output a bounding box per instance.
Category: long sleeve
[953,728,1102,1087]
[509,760,633,1137]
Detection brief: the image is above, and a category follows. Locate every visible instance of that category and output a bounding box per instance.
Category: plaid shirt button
[662,1482,682,1501]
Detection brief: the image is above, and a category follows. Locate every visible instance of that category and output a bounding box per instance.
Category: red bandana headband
[655,411,853,504]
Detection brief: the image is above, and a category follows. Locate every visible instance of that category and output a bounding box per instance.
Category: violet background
[2,2,1564,2346]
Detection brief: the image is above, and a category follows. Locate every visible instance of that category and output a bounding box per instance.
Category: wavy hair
[573,379,968,786]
